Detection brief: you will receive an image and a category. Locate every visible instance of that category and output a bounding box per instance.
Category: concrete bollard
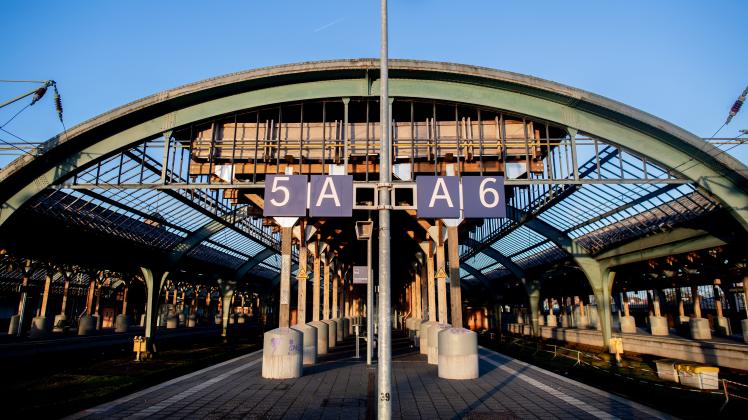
[715,317,731,336]
[649,316,668,336]
[573,307,588,329]
[412,318,422,340]
[341,318,350,339]
[78,315,95,336]
[419,321,437,355]
[166,315,178,329]
[546,314,557,327]
[309,321,329,355]
[140,314,146,327]
[237,314,247,324]
[334,318,344,342]
[427,323,451,365]
[690,318,712,340]
[214,314,222,325]
[742,319,748,344]
[115,314,129,333]
[291,323,318,365]
[438,327,479,380]
[322,319,337,348]
[619,315,636,333]
[537,314,545,327]
[30,316,49,338]
[53,314,67,333]
[262,327,303,379]
[7,314,19,335]
[187,314,197,328]
[560,314,571,328]
[587,305,601,330]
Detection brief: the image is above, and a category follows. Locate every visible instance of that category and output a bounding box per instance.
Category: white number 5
[270,176,290,207]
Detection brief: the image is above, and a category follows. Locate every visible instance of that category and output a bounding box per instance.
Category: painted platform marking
[480,355,619,420]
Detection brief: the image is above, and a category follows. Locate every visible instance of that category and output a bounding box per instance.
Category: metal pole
[377,0,392,417]
[367,221,373,365]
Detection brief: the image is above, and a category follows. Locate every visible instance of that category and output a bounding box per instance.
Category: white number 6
[479,178,500,208]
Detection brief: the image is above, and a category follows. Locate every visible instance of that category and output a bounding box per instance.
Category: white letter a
[428,178,454,208]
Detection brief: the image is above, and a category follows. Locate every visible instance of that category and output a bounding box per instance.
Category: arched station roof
[1,59,747,285]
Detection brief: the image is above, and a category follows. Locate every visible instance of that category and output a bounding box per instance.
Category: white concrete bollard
[438,327,479,380]
[262,327,303,379]
[715,317,731,336]
[419,320,436,354]
[427,323,451,365]
[323,319,337,348]
[187,314,197,328]
[546,314,557,327]
[178,312,186,326]
[115,314,129,333]
[341,318,350,339]
[78,315,95,336]
[291,323,318,365]
[309,321,329,355]
[649,316,668,336]
[7,314,19,335]
[53,314,67,333]
[690,318,712,340]
[334,318,344,342]
[560,314,571,328]
[587,305,601,330]
[166,315,178,329]
[140,314,146,327]
[619,315,636,333]
[30,316,49,338]
[214,314,222,325]
[237,314,247,324]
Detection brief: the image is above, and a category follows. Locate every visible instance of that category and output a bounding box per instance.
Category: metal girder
[462,237,525,280]
[166,206,253,267]
[596,227,727,268]
[233,247,277,282]
[461,263,489,284]
[3,60,748,235]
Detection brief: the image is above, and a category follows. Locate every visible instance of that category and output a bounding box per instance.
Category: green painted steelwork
[2,61,748,233]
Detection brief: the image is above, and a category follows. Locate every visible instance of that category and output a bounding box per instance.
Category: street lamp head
[355,220,373,240]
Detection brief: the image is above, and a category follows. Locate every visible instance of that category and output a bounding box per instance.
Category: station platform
[67,333,668,419]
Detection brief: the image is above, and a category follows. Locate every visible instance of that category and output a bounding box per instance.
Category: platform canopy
[1,59,747,289]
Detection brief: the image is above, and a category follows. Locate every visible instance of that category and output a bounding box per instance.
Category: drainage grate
[321,398,367,408]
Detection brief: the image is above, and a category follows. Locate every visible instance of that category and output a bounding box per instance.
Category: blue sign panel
[462,176,506,218]
[263,175,308,217]
[309,175,353,217]
[416,176,460,218]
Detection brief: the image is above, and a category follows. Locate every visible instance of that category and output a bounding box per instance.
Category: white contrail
[313,17,344,33]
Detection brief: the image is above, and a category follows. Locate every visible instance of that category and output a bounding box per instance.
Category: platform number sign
[416,176,460,218]
[263,175,308,217]
[462,176,506,218]
[309,175,353,217]
[416,176,505,218]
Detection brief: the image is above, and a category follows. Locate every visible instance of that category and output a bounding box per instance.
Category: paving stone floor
[67,332,670,419]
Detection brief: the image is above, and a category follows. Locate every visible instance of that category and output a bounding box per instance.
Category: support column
[313,245,321,322]
[54,270,72,332]
[447,225,462,327]
[423,242,436,322]
[527,280,541,337]
[713,280,731,336]
[140,267,168,353]
[323,256,331,320]
[690,284,711,339]
[588,265,615,351]
[620,289,636,333]
[296,233,308,325]
[277,225,293,328]
[31,271,53,337]
[115,284,129,333]
[649,288,668,336]
[435,223,448,324]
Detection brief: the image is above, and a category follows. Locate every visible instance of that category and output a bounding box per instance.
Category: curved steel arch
[2,58,748,232]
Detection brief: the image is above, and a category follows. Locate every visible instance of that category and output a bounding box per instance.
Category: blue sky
[1,0,746,163]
